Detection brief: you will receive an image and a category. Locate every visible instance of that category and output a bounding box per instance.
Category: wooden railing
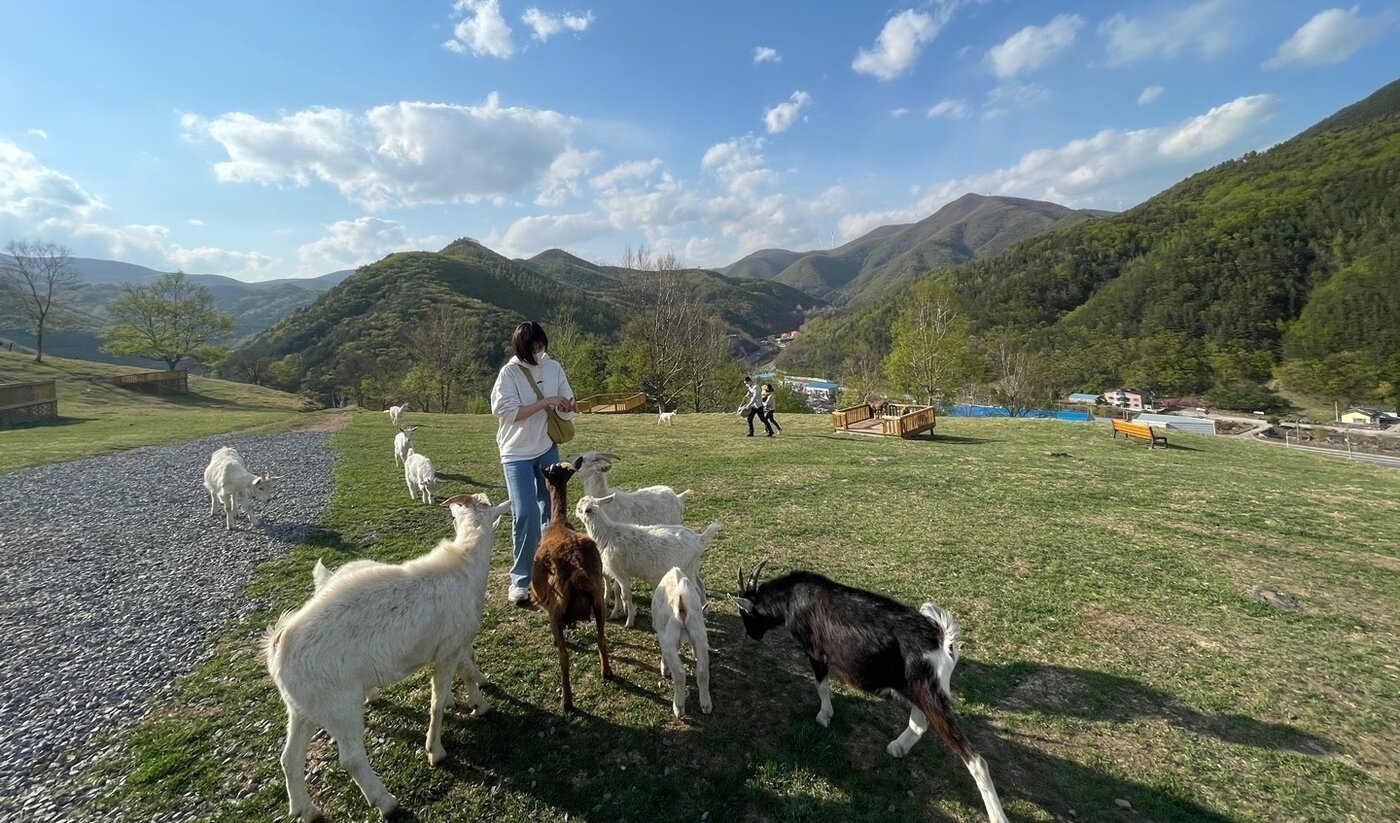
[111,369,188,394]
[831,402,873,429]
[576,392,647,414]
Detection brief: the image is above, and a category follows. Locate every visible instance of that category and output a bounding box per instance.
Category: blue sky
[0,1,1395,280]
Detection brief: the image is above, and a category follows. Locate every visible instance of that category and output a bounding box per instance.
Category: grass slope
[63,413,1400,822]
[0,352,317,473]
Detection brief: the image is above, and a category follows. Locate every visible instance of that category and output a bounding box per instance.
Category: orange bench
[1111,419,1168,449]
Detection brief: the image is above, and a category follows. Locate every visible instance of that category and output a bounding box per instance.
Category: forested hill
[783,79,1400,403]
[721,194,1110,305]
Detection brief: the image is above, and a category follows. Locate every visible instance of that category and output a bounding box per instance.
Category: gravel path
[0,430,337,820]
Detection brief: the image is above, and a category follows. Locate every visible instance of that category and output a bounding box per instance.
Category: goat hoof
[291,804,324,822]
[602,667,614,679]
[816,711,832,728]
[376,795,401,818]
[886,741,908,758]
[561,701,576,713]
[428,747,446,767]
[701,700,713,715]
[472,700,492,716]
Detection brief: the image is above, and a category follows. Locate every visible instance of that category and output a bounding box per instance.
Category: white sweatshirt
[489,353,576,464]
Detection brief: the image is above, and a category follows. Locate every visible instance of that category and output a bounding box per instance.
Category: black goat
[732,564,1007,823]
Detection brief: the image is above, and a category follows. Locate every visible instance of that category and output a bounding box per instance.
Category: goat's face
[542,461,579,486]
[574,493,616,522]
[248,473,278,502]
[444,493,512,532]
[732,561,782,640]
[569,451,617,476]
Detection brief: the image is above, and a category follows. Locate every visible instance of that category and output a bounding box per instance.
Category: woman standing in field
[489,322,576,606]
[761,383,783,435]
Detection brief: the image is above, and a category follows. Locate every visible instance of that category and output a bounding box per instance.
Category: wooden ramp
[577,392,647,414]
[832,402,937,438]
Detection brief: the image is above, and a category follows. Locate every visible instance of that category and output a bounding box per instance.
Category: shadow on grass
[960,659,1330,756]
[814,433,997,445]
[437,471,506,490]
[0,415,98,430]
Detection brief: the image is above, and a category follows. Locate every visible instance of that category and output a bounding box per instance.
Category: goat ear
[571,455,584,470]
[731,596,754,613]
[598,493,616,503]
[600,451,619,462]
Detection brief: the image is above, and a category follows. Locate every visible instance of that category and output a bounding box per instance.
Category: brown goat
[532,459,613,712]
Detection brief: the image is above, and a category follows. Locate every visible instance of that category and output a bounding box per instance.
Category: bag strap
[516,363,546,401]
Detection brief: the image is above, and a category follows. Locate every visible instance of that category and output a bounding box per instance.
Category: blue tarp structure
[948,403,1091,422]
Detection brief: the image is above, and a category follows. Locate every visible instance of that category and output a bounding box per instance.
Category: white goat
[203,446,278,531]
[266,493,512,821]
[658,410,677,425]
[383,404,408,427]
[404,449,438,504]
[393,426,418,467]
[568,451,691,524]
[575,493,720,628]
[652,567,712,717]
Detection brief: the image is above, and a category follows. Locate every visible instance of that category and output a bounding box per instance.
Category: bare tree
[1,240,81,363]
[404,305,489,412]
[982,333,1054,416]
[609,246,723,410]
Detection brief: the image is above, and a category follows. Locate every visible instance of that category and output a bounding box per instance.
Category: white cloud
[763,91,812,134]
[521,8,594,41]
[167,246,275,274]
[1099,0,1233,66]
[852,9,949,81]
[927,99,970,119]
[183,94,576,210]
[986,13,1082,78]
[0,139,105,228]
[1138,85,1165,105]
[498,212,613,257]
[753,46,780,64]
[981,82,1050,119]
[26,128,48,139]
[589,158,661,190]
[535,147,600,206]
[444,0,514,58]
[891,107,912,118]
[186,218,206,227]
[839,94,1278,238]
[1263,6,1386,69]
[296,216,434,273]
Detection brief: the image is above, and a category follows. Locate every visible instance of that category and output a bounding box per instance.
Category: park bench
[1111,419,1168,449]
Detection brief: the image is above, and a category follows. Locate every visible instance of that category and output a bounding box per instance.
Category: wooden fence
[0,380,58,427]
[111,369,188,394]
[832,402,937,439]
[576,392,647,414]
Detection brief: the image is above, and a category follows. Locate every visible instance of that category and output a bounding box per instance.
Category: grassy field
[0,352,319,473]
[67,412,1400,822]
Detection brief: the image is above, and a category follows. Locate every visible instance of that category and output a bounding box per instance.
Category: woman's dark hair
[512,322,548,365]
[764,383,774,391]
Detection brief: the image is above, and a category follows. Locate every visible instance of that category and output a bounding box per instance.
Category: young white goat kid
[575,494,720,627]
[568,451,691,525]
[652,567,711,717]
[203,446,278,531]
[404,449,439,504]
[266,493,512,821]
[393,426,418,467]
[658,410,677,425]
[383,404,407,427]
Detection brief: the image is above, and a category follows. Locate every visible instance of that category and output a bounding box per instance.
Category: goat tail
[920,602,961,681]
[699,521,722,546]
[261,609,297,671]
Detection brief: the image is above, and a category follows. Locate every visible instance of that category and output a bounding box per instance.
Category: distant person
[736,375,772,437]
[489,321,577,607]
[761,383,783,435]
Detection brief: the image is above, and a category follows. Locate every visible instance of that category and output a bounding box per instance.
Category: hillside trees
[884,281,975,405]
[0,240,81,363]
[101,271,233,370]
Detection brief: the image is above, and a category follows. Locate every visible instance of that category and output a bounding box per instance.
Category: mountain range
[722,194,1113,305]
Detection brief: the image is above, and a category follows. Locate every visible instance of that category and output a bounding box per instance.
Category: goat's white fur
[266,493,511,821]
[393,426,418,467]
[568,451,691,525]
[575,494,720,628]
[404,449,438,504]
[383,404,407,427]
[657,411,677,425]
[652,567,711,716]
[203,446,278,531]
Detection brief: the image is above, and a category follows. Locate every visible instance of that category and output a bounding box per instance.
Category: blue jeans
[502,444,559,590]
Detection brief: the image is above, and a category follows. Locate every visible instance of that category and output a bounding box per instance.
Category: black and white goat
[732,563,1007,823]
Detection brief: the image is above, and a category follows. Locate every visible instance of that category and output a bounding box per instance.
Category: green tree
[101,271,234,370]
[884,281,973,406]
[0,240,81,363]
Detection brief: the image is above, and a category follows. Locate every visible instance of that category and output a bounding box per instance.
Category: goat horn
[737,564,746,593]
[748,559,769,591]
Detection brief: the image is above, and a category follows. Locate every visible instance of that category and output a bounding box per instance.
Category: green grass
[0,351,320,473]
[66,412,1400,822]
